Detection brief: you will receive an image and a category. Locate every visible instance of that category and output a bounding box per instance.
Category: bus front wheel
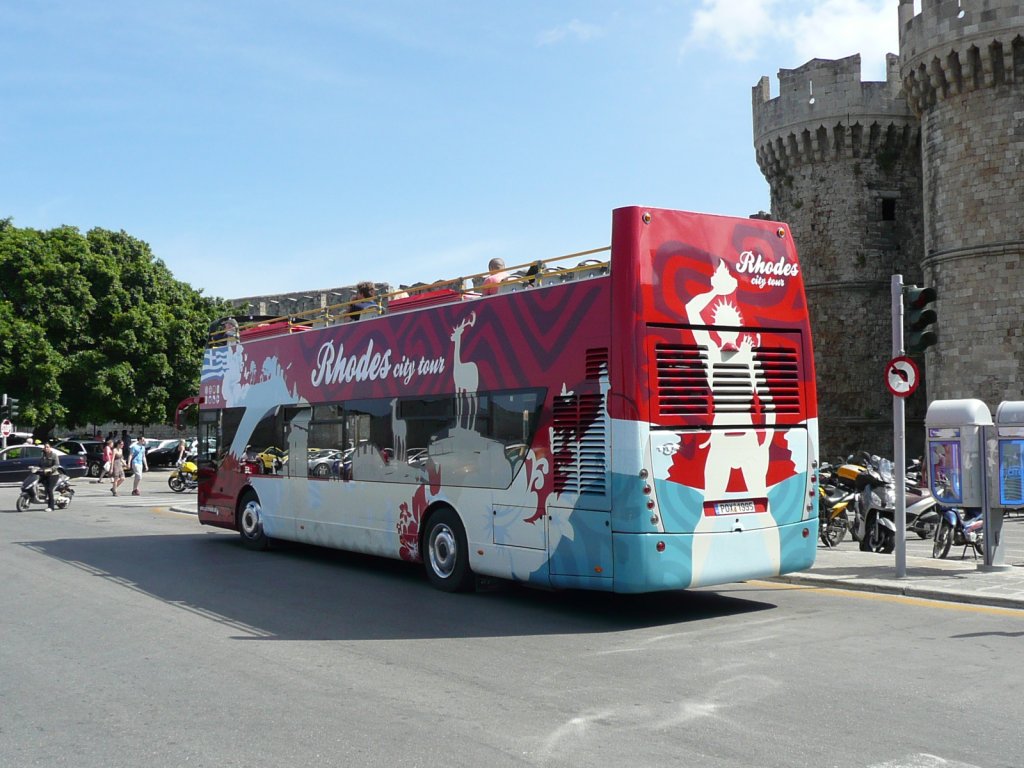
[424,508,474,593]
[238,491,269,551]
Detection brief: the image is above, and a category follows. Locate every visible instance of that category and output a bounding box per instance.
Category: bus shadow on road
[19,532,776,641]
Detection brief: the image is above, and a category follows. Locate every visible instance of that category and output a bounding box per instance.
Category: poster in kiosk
[991,401,1024,510]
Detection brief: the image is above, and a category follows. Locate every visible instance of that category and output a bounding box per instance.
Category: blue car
[0,444,88,483]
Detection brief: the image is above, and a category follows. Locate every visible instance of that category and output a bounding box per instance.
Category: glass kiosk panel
[998,439,1024,507]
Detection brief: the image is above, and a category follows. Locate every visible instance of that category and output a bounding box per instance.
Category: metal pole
[892,275,907,578]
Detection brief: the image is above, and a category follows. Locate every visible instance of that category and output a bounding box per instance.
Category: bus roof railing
[208,246,611,347]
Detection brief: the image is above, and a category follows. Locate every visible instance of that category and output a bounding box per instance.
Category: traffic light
[0,394,6,419]
[7,397,19,419]
[904,285,937,353]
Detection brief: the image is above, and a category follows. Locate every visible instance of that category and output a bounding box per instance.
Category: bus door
[286,408,310,478]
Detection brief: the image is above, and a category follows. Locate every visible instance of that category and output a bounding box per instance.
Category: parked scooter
[168,456,199,493]
[852,454,941,553]
[932,506,984,559]
[16,466,75,512]
[854,455,897,553]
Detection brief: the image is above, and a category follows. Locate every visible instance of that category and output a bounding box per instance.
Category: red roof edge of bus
[240,319,313,341]
[174,395,205,431]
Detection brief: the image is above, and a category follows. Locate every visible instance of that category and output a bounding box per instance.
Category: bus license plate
[715,500,756,516]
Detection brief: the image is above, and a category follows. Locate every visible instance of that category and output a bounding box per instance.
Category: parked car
[0,444,88,483]
[146,439,186,467]
[308,448,346,477]
[52,439,106,478]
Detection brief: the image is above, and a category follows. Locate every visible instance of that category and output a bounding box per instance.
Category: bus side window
[249,407,286,475]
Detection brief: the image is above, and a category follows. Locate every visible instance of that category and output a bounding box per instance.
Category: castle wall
[900,0,1024,406]
[753,55,925,458]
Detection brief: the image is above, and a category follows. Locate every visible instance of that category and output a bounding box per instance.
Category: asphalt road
[1,471,1022,768]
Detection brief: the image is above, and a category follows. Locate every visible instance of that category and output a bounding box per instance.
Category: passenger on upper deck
[348,282,380,320]
[524,261,542,287]
[480,258,511,296]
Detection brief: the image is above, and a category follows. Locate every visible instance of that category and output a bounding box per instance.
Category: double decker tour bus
[191,206,818,593]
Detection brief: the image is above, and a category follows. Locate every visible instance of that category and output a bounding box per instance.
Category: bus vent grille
[552,392,607,495]
[656,343,802,417]
[585,348,609,380]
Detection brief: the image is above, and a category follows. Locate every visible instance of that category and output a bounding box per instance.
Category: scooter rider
[39,442,59,512]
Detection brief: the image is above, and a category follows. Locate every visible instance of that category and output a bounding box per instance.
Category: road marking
[746,580,1024,617]
[868,754,981,768]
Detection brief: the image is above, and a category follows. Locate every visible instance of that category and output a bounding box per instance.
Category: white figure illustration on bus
[450,312,479,432]
[685,260,775,501]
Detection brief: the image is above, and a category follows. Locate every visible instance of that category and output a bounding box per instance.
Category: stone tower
[899,0,1024,405]
[753,55,924,458]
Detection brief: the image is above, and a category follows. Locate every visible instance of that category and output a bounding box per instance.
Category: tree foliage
[0,219,232,433]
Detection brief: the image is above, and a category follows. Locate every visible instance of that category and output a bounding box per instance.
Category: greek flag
[201,347,229,383]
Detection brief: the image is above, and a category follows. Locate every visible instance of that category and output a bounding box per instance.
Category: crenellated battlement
[752,54,917,178]
[899,0,1024,114]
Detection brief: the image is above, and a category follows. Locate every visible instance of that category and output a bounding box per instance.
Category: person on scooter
[39,442,59,512]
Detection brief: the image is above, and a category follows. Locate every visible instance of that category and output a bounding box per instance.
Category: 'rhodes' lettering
[310,339,393,387]
[735,250,799,278]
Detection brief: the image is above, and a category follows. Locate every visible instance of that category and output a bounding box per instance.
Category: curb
[770,572,1024,611]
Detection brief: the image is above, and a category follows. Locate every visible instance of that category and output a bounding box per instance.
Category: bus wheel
[424,508,474,593]
[238,491,269,551]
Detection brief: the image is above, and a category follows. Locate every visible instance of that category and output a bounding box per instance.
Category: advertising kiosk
[925,399,990,508]
[991,401,1024,510]
[924,399,1010,570]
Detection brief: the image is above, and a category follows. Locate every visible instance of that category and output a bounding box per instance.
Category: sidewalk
[772,546,1024,611]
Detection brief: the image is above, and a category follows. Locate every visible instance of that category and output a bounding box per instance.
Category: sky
[2,1,907,301]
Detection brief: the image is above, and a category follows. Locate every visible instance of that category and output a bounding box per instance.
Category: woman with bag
[95,438,114,483]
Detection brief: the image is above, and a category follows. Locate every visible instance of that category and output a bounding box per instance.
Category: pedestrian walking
[95,438,114,483]
[110,440,126,496]
[129,436,148,495]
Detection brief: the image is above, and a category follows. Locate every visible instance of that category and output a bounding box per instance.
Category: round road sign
[885,356,920,398]
[1,419,11,437]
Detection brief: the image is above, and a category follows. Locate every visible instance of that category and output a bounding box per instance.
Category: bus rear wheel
[424,508,474,593]
[238,491,269,551]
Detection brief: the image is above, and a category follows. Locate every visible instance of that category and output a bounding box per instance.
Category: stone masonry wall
[900,0,1024,406]
[753,55,925,458]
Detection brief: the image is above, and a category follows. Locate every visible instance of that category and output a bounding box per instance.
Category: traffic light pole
[892,275,907,579]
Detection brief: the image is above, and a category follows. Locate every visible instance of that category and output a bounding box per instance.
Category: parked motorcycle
[817,462,854,547]
[830,455,870,540]
[16,466,75,511]
[168,456,199,493]
[933,506,984,559]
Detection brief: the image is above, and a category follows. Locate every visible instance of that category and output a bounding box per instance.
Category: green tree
[0,220,231,435]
